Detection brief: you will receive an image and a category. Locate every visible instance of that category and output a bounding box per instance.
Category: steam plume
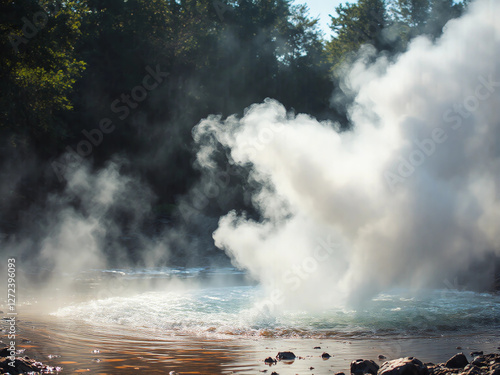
[193,0,500,308]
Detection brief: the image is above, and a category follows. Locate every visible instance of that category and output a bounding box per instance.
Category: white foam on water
[52,279,500,338]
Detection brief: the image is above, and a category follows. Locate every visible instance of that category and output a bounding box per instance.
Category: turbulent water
[52,267,500,339]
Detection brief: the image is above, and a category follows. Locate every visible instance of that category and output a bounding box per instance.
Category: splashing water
[52,267,500,339]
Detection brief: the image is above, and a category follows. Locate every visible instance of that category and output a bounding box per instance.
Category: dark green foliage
[0,0,469,238]
[327,0,387,70]
[0,0,87,153]
[326,0,467,71]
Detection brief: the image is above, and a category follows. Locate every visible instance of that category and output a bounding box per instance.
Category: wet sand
[3,311,499,375]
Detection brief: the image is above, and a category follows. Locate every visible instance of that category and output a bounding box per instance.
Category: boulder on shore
[445,353,469,369]
[351,359,379,375]
[378,357,428,375]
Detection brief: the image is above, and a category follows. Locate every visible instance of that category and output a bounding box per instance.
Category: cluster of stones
[0,347,61,374]
[349,352,500,375]
[262,351,500,375]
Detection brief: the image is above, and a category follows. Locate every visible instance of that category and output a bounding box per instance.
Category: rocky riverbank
[1,345,499,374]
[0,346,61,374]
[347,353,500,375]
[260,351,500,375]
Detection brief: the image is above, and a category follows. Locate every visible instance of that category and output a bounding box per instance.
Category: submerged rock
[446,353,469,369]
[378,357,428,375]
[351,359,379,375]
[322,352,332,359]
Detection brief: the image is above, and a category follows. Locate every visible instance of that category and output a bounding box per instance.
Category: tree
[0,0,87,153]
[390,0,430,29]
[326,0,387,71]
[275,4,332,117]
[425,0,464,39]
[387,0,465,47]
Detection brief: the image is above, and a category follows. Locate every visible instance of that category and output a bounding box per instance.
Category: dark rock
[379,355,388,360]
[471,356,487,367]
[335,373,346,375]
[310,367,315,370]
[264,357,277,364]
[457,347,463,350]
[351,359,379,375]
[276,351,296,360]
[271,372,279,375]
[322,352,331,359]
[471,352,484,358]
[0,357,44,375]
[445,353,469,369]
[0,347,11,357]
[378,357,428,375]
[314,346,321,349]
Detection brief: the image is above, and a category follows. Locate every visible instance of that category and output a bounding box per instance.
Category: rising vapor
[193,0,500,308]
[0,158,172,301]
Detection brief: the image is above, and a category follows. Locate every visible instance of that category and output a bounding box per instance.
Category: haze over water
[51,267,499,339]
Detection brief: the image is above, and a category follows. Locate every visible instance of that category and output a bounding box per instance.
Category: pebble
[276,351,296,360]
[264,357,276,364]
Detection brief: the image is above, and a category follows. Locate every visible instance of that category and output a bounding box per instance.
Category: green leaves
[326,0,386,71]
[326,0,468,73]
[0,0,87,150]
